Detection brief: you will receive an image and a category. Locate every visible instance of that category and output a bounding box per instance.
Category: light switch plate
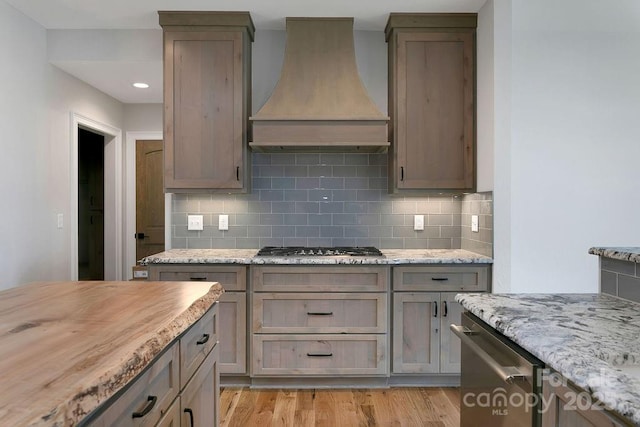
[471,215,479,232]
[187,214,204,231]
[218,214,229,231]
[414,214,424,231]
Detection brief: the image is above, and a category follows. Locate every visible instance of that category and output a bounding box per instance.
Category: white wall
[0,0,124,290]
[496,0,640,292]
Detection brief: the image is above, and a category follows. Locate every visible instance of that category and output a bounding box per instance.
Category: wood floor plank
[220,387,460,427]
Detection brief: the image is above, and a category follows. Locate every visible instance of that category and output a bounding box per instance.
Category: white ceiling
[7,0,487,103]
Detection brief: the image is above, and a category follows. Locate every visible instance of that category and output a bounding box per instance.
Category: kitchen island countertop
[456,292,640,425]
[141,248,492,265]
[0,280,223,426]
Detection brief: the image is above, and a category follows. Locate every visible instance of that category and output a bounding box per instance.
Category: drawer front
[149,265,246,290]
[180,302,218,388]
[252,265,389,292]
[252,334,387,376]
[393,265,489,292]
[92,343,179,427]
[253,293,387,333]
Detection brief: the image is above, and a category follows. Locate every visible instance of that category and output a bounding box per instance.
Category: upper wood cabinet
[160,12,254,192]
[386,14,476,193]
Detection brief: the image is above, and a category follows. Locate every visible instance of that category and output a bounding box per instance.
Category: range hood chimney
[250,18,389,153]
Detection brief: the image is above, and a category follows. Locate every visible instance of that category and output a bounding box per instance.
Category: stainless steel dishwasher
[451,312,544,427]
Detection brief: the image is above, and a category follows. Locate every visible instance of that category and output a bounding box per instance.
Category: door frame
[70,112,123,281]
[125,131,170,279]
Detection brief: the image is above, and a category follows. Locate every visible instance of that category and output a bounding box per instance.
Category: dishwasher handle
[450,324,528,384]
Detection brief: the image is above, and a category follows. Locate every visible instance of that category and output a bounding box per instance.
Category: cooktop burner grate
[256,246,384,257]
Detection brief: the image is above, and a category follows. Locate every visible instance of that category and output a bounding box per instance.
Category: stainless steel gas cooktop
[256,246,384,257]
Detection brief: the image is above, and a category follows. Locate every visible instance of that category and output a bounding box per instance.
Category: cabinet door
[392,292,440,373]
[181,346,219,427]
[219,292,246,374]
[163,30,248,191]
[439,293,463,374]
[390,30,474,191]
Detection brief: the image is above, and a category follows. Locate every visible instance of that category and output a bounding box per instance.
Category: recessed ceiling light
[132,82,149,89]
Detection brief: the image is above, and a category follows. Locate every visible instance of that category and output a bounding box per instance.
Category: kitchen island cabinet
[385,13,476,193]
[159,12,254,192]
[0,280,222,426]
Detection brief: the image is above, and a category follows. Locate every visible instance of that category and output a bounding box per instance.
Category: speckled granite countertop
[0,280,223,426]
[456,293,640,425]
[141,248,492,265]
[590,247,640,264]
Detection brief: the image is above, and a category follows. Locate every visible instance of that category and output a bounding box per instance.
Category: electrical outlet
[218,214,229,231]
[187,214,204,231]
[414,214,424,231]
[471,215,479,233]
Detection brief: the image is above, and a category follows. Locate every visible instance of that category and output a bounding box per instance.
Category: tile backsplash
[461,192,493,257]
[171,153,493,252]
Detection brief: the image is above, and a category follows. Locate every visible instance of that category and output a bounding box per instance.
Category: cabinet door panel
[219,292,246,374]
[439,293,462,374]
[392,292,440,373]
[181,346,219,427]
[163,29,249,191]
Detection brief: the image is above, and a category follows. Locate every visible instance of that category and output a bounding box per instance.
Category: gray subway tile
[344,154,369,165]
[235,213,261,226]
[356,214,381,226]
[602,258,636,275]
[252,152,272,165]
[309,189,333,202]
[307,238,333,247]
[368,154,386,165]
[235,238,260,249]
[257,165,285,177]
[332,165,358,177]
[404,239,429,249]
[308,214,332,226]
[392,200,417,214]
[345,177,369,190]
[283,213,308,226]
[618,274,640,303]
[296,153,320,165]
[296,226,320,238]
[284,165,308,177]
[601,271,617,295]
[171,237,187,248]
[309,165,333,177]
[357,189,381,201]
[210,238,232,249]
[356,165,377,178]
[320,177,344,189]
[247,225,271,238]
[200,198,224,212]
[393,226,417,238]
[332,189,358,201]
[295,201,320,214]
[270,153,296,165]
[296,177,320,189]
[224,199,248,213]
[259,189,285,202]
[320,226,344,238]
[320,202,344,214]
[260,237,284,247]
[187,238,215,249]
[428,238,455,249]
[283,189,308,201]
[172,213,187,226]
[283,237,308,246]
[260,213,284,225]
[441,226,462,238]
[252,177,272,189]
[272,226,296,238]
[428,214,454,226]
[380,238,404,249]
[369,177,387,190]
[271,177,296,189]
[333,213,357,225]
[320,153,345,165]
[224,225,248,238]
[345,226,369,238]
[272,202,296,214]
[247,201,272,213]
[331,238,358,246]
[344,202,368,214]
[369,226,393,238]
[381,214,405,226]
[356,238,382,247]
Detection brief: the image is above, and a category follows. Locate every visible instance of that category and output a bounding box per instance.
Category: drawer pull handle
[433,301,438,317]
[132,395,157,418]
[307,352,333,357]
[443,300,448,317]
[307,312,333,316]
[184,408,194,427]
[431,277,449,281]
[196,334,210,345]
[189,276,208,281]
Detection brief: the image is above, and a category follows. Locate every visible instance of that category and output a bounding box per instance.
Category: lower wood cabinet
[89,303,219,427]
[393,292,462,374]
[250,265,389,377]
[392,265,490,376]
[148,265,247,375]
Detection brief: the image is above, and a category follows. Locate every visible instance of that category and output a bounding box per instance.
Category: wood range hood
[249,18,390,153]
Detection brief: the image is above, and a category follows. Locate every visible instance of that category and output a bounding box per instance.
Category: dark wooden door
[136,140,165,261]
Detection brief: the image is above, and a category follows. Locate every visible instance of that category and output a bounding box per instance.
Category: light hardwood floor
[220,387,460,427]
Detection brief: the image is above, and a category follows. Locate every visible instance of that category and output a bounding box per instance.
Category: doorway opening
[78,128,105,280]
